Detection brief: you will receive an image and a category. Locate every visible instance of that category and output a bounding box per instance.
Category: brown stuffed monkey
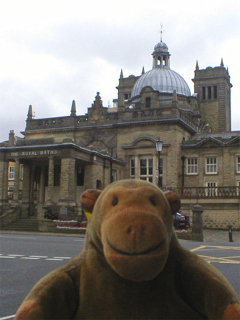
[15,179,240,319]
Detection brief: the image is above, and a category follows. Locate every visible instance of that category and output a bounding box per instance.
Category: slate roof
[182,131,240,148]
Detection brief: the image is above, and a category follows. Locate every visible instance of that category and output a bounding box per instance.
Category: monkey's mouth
[106,238,166,256]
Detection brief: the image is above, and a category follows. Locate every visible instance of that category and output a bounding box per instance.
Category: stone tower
[193,60,232,132]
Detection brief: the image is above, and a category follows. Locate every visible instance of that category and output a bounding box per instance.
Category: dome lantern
[152,40,171,69]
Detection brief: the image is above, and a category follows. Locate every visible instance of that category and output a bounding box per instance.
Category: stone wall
[181,198,240,230]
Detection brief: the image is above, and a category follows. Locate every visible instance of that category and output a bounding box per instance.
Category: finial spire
[71,100,76,116]
[196,60,199,70]
[141,66,145,75]
[27,105,33,120]
[120,69,123,79]
[159,23,164,42]
[220,58,224,67]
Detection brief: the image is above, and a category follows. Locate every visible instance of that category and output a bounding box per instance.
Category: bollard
[228,225,233,242]
[191,204,204,242]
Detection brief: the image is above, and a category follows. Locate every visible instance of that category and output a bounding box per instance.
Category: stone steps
[0,218,39,232]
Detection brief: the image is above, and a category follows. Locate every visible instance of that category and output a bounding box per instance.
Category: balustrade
[176,186,240,198]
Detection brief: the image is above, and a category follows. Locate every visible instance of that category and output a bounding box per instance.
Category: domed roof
[131,67,191,98]
[130,39,191,99]
[153,41,168,52]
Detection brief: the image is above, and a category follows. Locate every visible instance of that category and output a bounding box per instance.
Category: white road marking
[0,254,73,261]
[0,314,16,320]
[219,261,240,264]
[0,235,36,239]
[21,257,40,260]
[8,254,25,257]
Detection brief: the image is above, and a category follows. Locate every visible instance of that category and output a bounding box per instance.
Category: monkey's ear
[164,191,181,215]
[80,189,102,221]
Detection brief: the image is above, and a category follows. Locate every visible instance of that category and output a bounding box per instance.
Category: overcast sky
[0,0,239,142]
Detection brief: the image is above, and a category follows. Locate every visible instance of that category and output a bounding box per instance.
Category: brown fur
[15,179,240,319]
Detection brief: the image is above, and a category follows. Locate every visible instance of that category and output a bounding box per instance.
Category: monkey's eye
[150,197,157,207]
[112,198,118,206]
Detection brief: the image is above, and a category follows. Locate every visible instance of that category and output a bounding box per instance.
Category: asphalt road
[0,233,239,319]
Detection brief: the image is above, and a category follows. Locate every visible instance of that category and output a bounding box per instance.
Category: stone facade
[193,62,232,132]
[0,38,239,229]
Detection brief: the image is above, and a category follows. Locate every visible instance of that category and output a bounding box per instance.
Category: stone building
[0,38,239,229]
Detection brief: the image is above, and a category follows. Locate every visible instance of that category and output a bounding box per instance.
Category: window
[130,158,135,176]
[236,156,240,173]
[9,166,15,180]
[8,186,14,199]
[187,158,198,174]
[140,158,153,182]
[206,182,217,196]
[207,86,212,99]
[202,87,206,100]
[206,157,217,174]
[145,97,151,108]
[124,93,130,100]
[213,86,217,99]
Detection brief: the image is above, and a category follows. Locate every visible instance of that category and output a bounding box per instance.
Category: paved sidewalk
[203,229,240,243]
[1,229,240,243]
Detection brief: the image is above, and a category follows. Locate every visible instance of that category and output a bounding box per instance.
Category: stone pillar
[13,159,20,202]
[39,166,45,203]
[21,164,30,218]
[29,165,36,216]
[58,158,76,220]
[59,158,76,204]
[84,164,93,190]
[22,165,30,202]
[46,157,54,204]
[0,156,8,204]
[191,204,204,242]
[84,161,103,189]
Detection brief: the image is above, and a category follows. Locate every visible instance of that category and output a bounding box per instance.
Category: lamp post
[181,156,186,195]
[110,148,113,183]
[156,139,163,187]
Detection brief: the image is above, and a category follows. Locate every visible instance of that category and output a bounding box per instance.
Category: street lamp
[155,139,163,187]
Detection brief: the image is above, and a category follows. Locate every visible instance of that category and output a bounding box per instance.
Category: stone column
[58,158,76,220]
[29,165,36,216]
[22,165,30,201]
[191,204,204,242]
[21,164,30,218]
[13,159,20,202]
[59,158,76,204]
[39,166,45,203]
[84,164,93,190]
[46,157,54,204]
[84,161,102,189]
[0,157,9,204]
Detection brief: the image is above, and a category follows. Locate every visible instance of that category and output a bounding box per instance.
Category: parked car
[173,212,190,230]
